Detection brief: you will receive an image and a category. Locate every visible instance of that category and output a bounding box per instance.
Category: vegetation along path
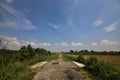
[34,54,85,80]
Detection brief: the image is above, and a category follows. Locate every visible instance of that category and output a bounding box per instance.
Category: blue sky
[0,0,120,51]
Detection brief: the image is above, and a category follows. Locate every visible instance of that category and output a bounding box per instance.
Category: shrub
[76,54,86,64]
[85,57,120,80]
[75,67,81,71]
[0,62,35,80]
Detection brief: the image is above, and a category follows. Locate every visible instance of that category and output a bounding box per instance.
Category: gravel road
[34,54,84,80]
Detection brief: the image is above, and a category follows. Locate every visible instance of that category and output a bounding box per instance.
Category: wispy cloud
[47,22,59,29]
[0,3,24,17]
[104,20,119,32]
[64,17,76,31]
[67,17,74,27]
[93,18,103,27]
[6,0,14,3]
[0,2,37,30]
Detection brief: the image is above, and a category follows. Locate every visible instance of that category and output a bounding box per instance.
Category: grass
[84,57,120,80]
[79,69,94,80]
[63,54,120,80]
[75,67,81,71]
[74,67,94,80]
[0,62,35,80]
[44,53,59,61]
[32,67,43,73]
[83,55,120,68]
[65,54,120,68]
[63,54,76,61]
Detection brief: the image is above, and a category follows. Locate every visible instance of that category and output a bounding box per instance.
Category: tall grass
[63,54,76,61]
[76,55,120,80]
[0,62,35,80]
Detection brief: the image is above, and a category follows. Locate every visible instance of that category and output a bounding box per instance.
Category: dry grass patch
[83,55,120,68]
[32,67,43,73]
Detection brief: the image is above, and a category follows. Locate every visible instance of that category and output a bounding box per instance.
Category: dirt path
[34,54,84,80]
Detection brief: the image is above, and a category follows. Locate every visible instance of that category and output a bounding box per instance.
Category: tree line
[0,44,51,67]
[65,49,120,55]
[0,44,52,80]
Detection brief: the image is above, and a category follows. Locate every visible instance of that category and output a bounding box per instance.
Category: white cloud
[42,43,52,46]
[0,36,21,49]
[71,42,83,46]
[94,19,103,26]
[104,20,119,32]
[21,41,52,47]
[0,3,36,30]
[92,42,98,46]
[100,39,119,46]
[6,0,14,3]
[3,36,21,46]
[47,22,59,29]
[60,42,69,46]
[29,42,37,46]
[0,36,120,51]
[21,40,37,46]
[0,36,53,49]
[54,42,83,47]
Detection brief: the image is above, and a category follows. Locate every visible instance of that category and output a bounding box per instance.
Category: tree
[70,50,74,53]
[48,51,51,56]
[81,50,89,53]
[27,44,35,58]
[0,38,9,67]
[75,50,78,53]
[19,46,29,60]
[39,48,48,56]
[76,54,85,63]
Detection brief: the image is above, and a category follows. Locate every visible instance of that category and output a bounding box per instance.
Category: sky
[0,0,120,52]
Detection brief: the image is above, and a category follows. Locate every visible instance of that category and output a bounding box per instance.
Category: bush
[28,54,41,65]
[86,57,98,65]
[85,57,120,80]
[76,54,86,64]
[0,62,35,80]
